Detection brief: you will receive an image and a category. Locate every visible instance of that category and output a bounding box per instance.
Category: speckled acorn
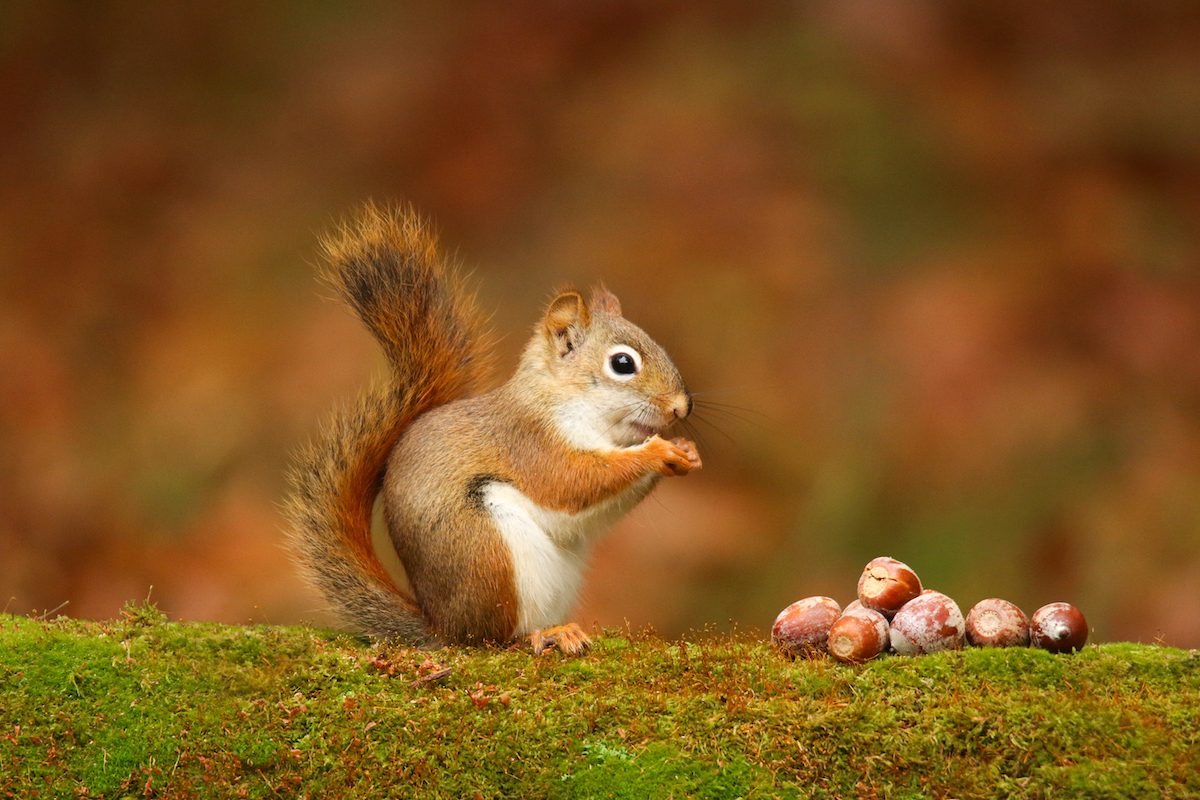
[857,557,923,618]
[889,589,965,655]
[1029,602,1088,653]
[965,598,1030,648]
[771,596,842,658]
[828,603,890,664]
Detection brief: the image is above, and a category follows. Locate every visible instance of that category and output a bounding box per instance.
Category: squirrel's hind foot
[529,623,592,656]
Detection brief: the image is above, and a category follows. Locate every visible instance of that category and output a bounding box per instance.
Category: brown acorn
[771,596,841,658]
[1029,602,1088,653]
[889,590,965,655]
[856,557,923,618]
[828,604,890,664]
[965,598,1030,648]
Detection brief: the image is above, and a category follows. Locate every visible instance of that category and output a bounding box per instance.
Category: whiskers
[602,387,765,454]
[638,387,764,454]
[687,389,772,452]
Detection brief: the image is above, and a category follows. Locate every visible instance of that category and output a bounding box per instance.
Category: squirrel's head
[523,286,692,449]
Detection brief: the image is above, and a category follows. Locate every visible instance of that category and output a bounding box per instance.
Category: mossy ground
[1,605,1196,799]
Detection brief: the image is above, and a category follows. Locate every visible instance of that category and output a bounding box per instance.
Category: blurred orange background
[2,3,1198,646]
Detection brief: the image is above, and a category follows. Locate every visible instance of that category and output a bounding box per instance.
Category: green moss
[1,606,1197,798]
[556,741,758,799]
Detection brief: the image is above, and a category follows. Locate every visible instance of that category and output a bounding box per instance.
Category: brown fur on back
[383,394,522,644]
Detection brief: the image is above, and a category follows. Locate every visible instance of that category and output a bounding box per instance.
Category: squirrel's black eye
[610,352,637,375]
[604,346,642,380]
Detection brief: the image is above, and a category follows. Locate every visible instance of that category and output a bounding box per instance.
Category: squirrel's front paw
[649,436,702,476]
[670,437,702,473]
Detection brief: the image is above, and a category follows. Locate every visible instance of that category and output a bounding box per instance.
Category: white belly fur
[482,476,655,635]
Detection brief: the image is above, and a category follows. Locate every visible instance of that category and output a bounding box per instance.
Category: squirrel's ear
[589,285,622,316]
[543,290,591,358]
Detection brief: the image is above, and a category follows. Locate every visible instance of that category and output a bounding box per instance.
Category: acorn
[856,557,923,618]
[828,603,890,664]
[771,596,842,658]
[965,598,1030,648]
[842,599,871,616]
[1029,602,1088,653]
[889,589,965,655]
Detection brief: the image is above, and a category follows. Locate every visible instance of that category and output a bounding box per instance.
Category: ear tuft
[589,285,622,316]
[543,290,591,357]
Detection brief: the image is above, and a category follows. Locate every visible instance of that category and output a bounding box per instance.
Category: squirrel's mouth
[628,421,659,440]
[624,412,677,445]
[616,406,676,447]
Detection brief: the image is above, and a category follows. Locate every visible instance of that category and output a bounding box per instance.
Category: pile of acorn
[772,556,1089,663]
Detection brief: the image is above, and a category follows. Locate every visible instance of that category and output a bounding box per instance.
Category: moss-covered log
[2,606,1196,798]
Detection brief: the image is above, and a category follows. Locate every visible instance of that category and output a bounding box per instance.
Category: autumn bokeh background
[3,3,1199,646]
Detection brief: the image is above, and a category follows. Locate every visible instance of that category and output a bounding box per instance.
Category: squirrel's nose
[671,393,693,420]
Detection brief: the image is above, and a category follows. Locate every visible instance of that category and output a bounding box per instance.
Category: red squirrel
[284,204,700,655]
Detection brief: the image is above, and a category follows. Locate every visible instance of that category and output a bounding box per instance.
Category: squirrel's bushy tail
[283,203,491,641]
